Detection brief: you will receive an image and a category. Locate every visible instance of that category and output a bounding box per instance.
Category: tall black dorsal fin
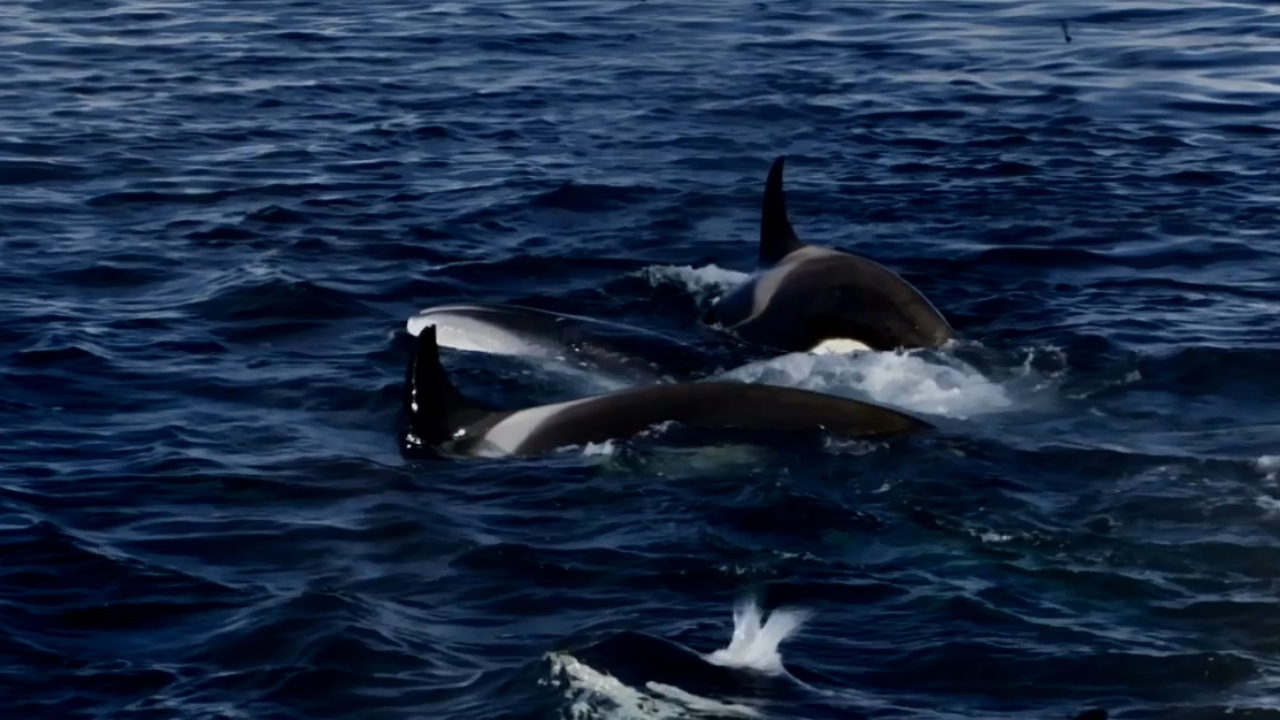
[402,324,493,449]
[759,155,804,266]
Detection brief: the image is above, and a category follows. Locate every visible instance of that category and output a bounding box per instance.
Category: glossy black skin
[703,155,957,353]
[565,630,807,702]
[400,324,932,458]
[494,378,931,456]
[707,250,958,352]
[414,302,713,383]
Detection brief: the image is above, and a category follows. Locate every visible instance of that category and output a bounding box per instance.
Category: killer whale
[702,156,957,354]
[399,323,931,458]
[563,629,811,704]
[558,629,1109,720]
[407,301,710,384]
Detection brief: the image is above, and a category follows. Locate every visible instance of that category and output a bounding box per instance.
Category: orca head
[400,324,499,456]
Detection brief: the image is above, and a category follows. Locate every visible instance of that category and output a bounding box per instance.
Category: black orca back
[510,380,931,456]
[567,630,799,701]
[730,253,958,353]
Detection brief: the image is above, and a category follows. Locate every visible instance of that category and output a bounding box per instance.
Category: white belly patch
[808,338,871,355]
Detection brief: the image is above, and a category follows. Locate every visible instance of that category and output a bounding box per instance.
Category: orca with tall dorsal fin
[399,323,931,458]
[702,156,958,354]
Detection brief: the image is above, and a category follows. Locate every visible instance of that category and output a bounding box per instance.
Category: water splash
[636,264,750,306]
[703,598,812,677]
[716,348,1017,420]
[544,653,761,720]
[581,440,618,457]
[639,263,1056,420]
[542,597,808,720]
[1257,455,1280,479]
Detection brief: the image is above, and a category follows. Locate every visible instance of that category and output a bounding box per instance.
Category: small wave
[1257,456,1280,485]
[573,424,780,477]
[531,182,671,213]
[177,272,368,346]
[581,440,618,457]
[634,264,750,306]
[0,159,88,185]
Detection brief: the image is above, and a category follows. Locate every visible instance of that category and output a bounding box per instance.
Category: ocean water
[3,0,1280,718]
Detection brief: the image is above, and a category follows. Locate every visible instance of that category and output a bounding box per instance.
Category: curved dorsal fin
[759,155,804,266]
[402,324,494,447]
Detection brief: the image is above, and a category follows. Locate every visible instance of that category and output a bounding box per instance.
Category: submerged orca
[559,630,1110,720]
[399,324,931,458]
[407,301,708,384]
[702,156,957,354]
[563,629,809,703]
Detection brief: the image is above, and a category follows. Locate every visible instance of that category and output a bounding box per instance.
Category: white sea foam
[581,440,618,457]
[1254,456,1280,513]
[578,440,773,481]
[639,262,1054,420]
[545,652,760,720]
[716,348,1016,420]
[636,263,751,305]
[702,598,812,676]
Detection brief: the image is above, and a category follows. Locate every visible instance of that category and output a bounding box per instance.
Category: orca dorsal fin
[759,155,804,266]
[402,324,494,449]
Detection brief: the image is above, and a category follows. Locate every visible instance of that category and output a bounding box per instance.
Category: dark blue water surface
[5,0,1280,718]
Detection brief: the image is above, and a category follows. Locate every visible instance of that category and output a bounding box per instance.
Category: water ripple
[4,0,1280,718]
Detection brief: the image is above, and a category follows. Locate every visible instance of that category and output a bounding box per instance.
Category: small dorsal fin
[759,155,804,266]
